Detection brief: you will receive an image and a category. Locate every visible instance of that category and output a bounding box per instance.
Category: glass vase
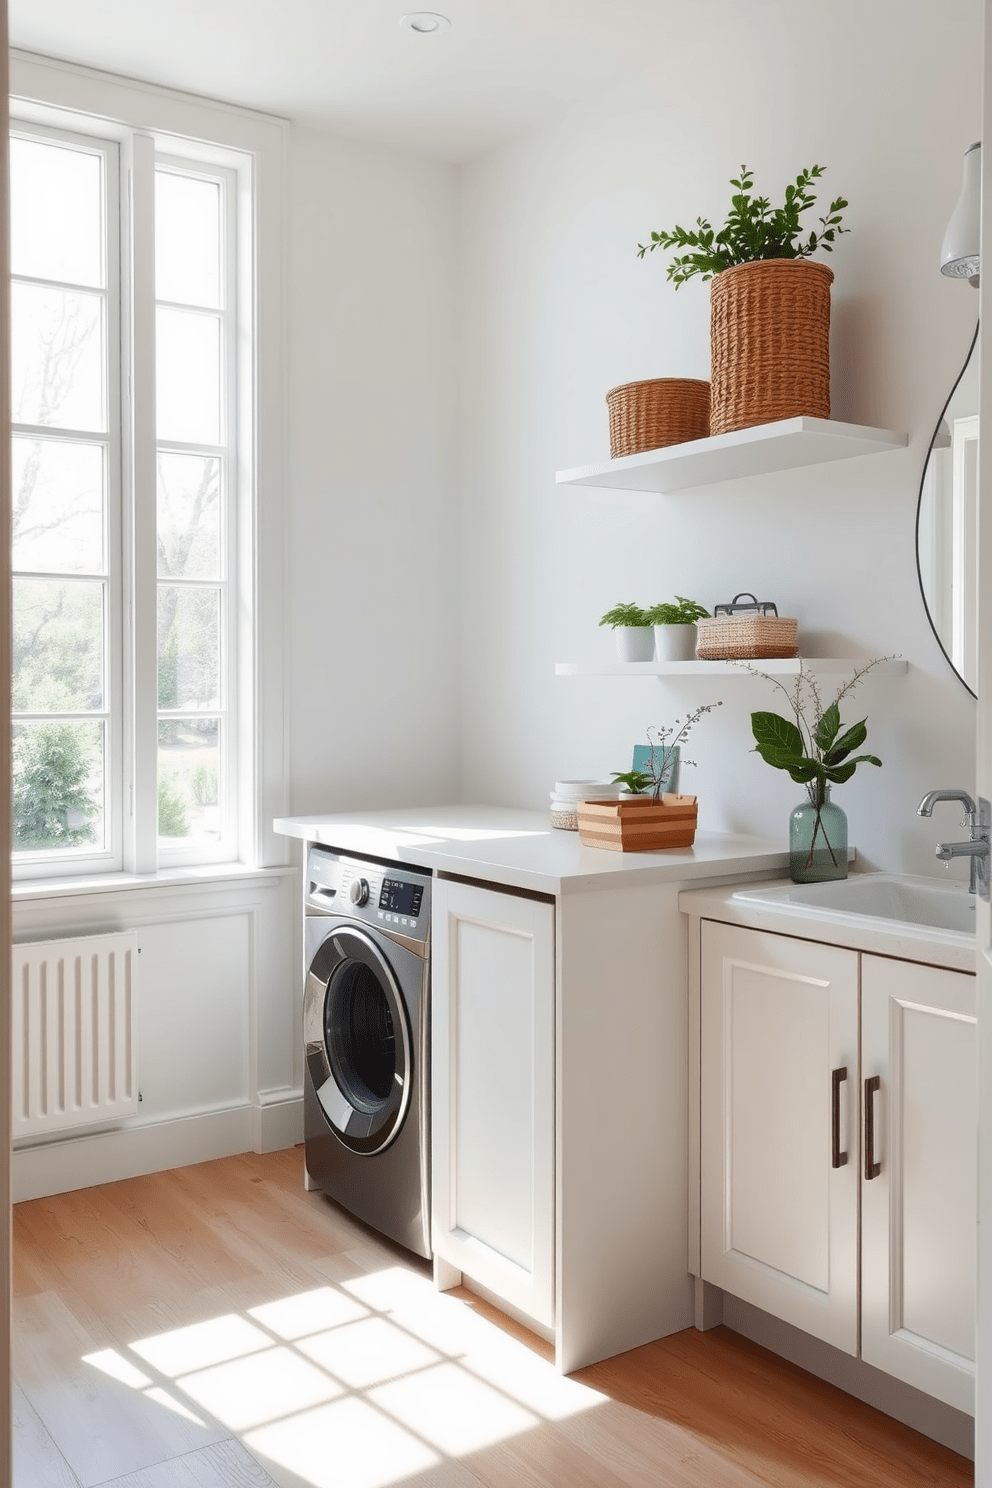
[789,786,848,883]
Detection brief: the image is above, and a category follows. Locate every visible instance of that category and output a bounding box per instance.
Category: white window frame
[153,154,240,868]
[10,51,289,881]
[10,120,124,877]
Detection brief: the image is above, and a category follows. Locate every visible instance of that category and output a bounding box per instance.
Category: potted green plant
[646,596,709,662]
[747,660,884,883]
[638,165,849,435]
[599,602,654,662]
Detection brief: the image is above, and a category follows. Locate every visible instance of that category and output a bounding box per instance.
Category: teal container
[789,787,848,883]
[631,744,680,796]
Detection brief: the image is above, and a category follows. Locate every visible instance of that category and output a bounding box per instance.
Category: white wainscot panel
[136,915,250,1120]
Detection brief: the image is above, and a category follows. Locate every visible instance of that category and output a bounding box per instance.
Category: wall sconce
[941,141,981,287]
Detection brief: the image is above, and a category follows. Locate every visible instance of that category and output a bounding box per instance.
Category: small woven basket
[710,259,833,436]
[695,613,798,660]
[606,377,710,458]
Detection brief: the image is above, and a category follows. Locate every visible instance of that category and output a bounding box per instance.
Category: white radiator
[12,932,139,1139]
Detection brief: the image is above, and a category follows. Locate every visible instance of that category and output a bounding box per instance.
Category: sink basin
[732,873,976,937]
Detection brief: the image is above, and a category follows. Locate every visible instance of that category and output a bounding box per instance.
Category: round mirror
[916,322,979,697]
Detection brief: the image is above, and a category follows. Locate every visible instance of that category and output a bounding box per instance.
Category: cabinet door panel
[861,955,976,1415]
[431,878,555,1328]
[701,922,859,1354]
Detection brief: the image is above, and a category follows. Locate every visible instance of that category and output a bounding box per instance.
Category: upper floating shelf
[556,659,909,677]
[556,417,907,495]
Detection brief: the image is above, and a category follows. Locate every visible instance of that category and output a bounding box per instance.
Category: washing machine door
[304,926,413,1155]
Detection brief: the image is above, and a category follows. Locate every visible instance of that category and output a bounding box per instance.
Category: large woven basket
[695,613,798,660]
[606,377,709,457]
[709,259,833,435]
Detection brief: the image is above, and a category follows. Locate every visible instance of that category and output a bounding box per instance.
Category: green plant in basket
[610,770,653,796]
[646,596,709,626]
[637,165,849,286]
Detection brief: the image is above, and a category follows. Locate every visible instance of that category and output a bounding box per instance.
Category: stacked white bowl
[549,778,624,831]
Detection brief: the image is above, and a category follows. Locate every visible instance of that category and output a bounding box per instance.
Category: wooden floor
[11,1148,973,1488]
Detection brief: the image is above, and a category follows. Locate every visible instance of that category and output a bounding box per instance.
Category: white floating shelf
[556,658,908,677]
[556,417,907,495]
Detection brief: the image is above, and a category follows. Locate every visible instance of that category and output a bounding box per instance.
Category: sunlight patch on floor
[130,1313,272,1375]
[370,1361,541,1454]
[245,1396,440,1488]
[177,1345,344,1431]
[248,1285,369,1340]
[297,1317,441,1389]
[82,1348,153,1390]
[97,1264,608,1488]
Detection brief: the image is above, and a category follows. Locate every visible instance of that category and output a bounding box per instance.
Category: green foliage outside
[638,165,849,286]
[158,772,190,837]
[13,723,98,850]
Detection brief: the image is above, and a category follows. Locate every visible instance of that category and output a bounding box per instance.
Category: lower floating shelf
[556,658,908,677]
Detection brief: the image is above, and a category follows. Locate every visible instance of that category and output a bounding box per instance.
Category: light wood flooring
[11,1148,973,1488]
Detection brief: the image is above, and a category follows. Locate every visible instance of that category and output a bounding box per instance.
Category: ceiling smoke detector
[399,12,451,34]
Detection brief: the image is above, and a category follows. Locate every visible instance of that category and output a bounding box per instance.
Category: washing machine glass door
[304,926,413,1155]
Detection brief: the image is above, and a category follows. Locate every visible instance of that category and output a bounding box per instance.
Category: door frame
[974,2,992,1476]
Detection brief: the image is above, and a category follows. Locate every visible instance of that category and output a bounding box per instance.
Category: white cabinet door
[861,955,977,1415]
[701,921,860,1354]
[431,878,555,1329]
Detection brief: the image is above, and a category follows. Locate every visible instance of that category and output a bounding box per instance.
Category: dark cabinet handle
[864,1075,881,1180]
[831,1067,848,1168]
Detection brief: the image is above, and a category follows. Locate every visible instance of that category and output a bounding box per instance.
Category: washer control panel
[306,846,431,943]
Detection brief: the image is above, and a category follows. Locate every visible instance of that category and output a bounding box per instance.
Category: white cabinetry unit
[431,877,555,1330]
[861,954,977,1414]
[700,921,859,1353]
[699,920,976,1414]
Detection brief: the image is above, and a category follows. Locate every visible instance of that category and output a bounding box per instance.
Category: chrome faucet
[917,790,991,899]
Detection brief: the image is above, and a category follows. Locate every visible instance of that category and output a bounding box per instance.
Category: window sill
[12,861,297,904]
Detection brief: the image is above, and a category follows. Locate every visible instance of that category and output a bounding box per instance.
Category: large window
[10,123,240,875]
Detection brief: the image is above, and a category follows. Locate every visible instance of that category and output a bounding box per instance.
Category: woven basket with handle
[709,259,833,435]
[606,377,709,458]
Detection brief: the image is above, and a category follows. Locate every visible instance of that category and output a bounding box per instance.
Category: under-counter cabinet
[699,920,976,1415]
[431,877,555,1330]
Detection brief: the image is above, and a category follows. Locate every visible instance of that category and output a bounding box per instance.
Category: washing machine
[303,845,432,1258]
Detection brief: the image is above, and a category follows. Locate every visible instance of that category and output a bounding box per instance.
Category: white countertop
[679,878,976,972]
[273,804,790,896]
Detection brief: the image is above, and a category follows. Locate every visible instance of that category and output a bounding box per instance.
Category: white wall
[457,0,983,877]
[287,127,462,815]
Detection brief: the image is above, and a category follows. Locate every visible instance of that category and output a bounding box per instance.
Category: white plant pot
[654,623,697,661]
[615,626,655,662]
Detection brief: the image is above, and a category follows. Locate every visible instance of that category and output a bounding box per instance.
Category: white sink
[732,873,977,937]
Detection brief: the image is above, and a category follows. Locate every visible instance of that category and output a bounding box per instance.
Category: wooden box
[576,794,698,852]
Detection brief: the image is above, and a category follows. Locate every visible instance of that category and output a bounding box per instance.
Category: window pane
[159,718,220,844]
[158,453,221,578]
[13,719,105,852]
[158,586,220,710]
[11,137,104,288]
[13,579,105,713]
[13,437,105,575]
[156,308,220,444]
[12,283,105,432]
[155,171,221,308]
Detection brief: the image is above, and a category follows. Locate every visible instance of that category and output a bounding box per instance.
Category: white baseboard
[12,1097,301,1203]
[721,1292,974,1462]
[252,1092,304,1154]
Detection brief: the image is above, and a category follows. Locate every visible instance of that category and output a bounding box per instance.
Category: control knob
[349,877,370,907]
